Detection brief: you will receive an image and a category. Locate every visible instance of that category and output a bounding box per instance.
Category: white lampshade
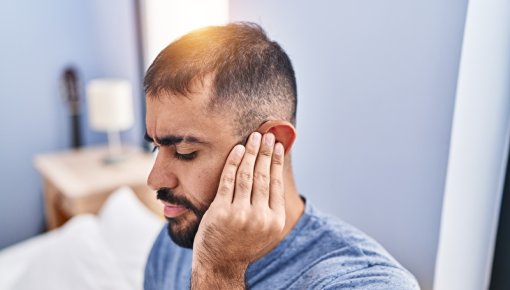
[86,79,134,132]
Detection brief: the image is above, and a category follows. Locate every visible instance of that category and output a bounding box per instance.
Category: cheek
[194,159,226,204]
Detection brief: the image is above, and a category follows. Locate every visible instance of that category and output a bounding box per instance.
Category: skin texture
[145,80,305,289]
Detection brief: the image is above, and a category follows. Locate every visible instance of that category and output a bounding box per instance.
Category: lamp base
[102,130,127,165]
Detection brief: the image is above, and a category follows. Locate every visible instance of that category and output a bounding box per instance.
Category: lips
[161,201,188,218]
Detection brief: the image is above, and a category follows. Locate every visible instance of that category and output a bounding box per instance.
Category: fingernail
[251,132,261,145]
[265,133,275,146]
[275,143,284,155]
[234,145,245,156]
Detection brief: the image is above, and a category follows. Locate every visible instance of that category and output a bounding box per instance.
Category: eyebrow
[144,131,207,146]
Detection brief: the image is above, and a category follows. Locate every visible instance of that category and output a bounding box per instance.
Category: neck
[281,168,305,236]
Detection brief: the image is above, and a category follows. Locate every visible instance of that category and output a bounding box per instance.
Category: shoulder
[300,205,395,266]
[144,225,192,290]
[146,225,174,268]
[285,205,420,289]
[144,226,170,290]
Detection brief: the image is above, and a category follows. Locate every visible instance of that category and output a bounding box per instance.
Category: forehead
[145,89,236,144]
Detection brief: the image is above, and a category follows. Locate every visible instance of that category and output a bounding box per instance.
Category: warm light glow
[142,0,229,68]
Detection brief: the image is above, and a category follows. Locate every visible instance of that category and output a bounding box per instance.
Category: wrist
[191,258,248,289]
[193,258,248,278]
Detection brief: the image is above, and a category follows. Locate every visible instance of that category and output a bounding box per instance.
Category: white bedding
[0,187,164,290]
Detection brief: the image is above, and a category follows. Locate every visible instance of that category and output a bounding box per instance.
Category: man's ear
[257,120,297,154]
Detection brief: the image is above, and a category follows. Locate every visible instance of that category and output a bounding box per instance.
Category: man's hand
[191,132,286,289]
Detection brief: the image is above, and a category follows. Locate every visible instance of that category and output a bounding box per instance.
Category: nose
[147,152,178,191]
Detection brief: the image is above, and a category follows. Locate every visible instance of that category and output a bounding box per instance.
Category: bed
[0,186,164,290]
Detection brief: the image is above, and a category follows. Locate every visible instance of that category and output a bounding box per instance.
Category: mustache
[157,188,203,217]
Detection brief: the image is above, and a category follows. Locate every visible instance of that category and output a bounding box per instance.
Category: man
[143,22,420,289]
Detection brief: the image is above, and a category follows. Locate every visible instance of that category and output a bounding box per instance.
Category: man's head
[144,22,297,248]
[145,22,297,137]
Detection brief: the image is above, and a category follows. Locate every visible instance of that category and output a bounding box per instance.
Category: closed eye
[175,151,197,161]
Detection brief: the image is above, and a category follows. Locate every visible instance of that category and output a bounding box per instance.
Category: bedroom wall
[0,1,143,249]
[230,1,467,289]
[0,1,470,288]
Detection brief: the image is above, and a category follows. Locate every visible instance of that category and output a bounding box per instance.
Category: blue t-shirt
[144,201,420,289]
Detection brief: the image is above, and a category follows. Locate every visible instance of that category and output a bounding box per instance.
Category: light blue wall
[0,1,468,288]
[230,1,467,289]
[0,1,143,249]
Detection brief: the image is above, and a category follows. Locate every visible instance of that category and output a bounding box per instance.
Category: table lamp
[86,79,134,164]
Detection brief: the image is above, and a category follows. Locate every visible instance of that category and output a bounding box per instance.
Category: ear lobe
[258,120,297,153]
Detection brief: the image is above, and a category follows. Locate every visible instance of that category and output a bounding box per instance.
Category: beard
[157,188,207,248]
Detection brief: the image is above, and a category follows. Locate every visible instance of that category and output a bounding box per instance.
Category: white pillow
[12,215,134,290]
[97,186,164,289]
[0,225,59,290]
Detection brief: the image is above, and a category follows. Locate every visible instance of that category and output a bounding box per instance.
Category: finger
[233,132,261,205]
[214,144,245,205]
[251,133,275,206]
[269,142,285,213]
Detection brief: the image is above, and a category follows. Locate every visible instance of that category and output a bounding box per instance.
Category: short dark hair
[144,22,297,137]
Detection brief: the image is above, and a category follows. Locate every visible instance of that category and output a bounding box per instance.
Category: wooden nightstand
[34,145,162,230]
